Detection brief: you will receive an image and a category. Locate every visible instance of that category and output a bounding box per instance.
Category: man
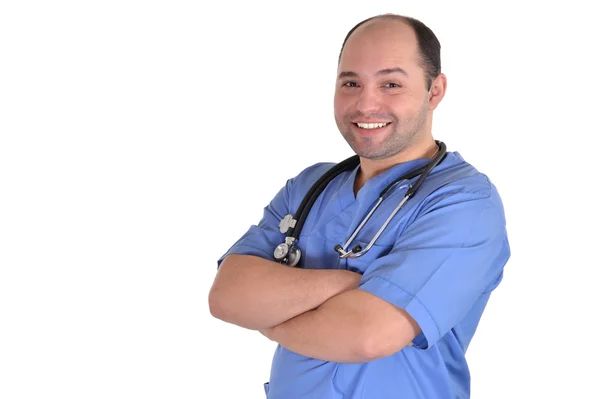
[209,13,510,399]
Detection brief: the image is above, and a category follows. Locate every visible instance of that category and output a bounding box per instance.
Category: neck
[353,137,438,196]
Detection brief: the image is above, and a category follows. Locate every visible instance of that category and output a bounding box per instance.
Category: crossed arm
[208,254,420,363]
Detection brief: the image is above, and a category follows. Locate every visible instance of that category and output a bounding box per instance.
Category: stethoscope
[274,141,447,267]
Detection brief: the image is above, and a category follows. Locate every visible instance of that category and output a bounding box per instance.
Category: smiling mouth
[354,122,390,129]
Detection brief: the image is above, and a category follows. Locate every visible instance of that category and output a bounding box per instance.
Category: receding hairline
[339,14,419,61]
[356,14,415,32]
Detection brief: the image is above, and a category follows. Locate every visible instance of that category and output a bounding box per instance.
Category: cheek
[334,94,352,116]
[388,97,418,117]
[401,92,428,111]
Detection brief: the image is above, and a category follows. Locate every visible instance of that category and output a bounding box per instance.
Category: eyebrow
[338,67,409,79]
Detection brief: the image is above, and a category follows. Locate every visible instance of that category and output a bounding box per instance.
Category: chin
[350,143,388,160]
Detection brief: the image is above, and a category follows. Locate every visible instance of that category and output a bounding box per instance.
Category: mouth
[352,121,391,135]
[354,122,390,129]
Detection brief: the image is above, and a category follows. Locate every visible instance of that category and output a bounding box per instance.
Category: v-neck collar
[337,157,434,207]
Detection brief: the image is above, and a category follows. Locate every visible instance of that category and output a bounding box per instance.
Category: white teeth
[356,122,388,129]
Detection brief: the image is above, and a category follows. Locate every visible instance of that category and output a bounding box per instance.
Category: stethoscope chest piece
[274,235,301,267]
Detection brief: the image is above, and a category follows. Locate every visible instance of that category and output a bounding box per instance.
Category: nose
[355,88,381,115]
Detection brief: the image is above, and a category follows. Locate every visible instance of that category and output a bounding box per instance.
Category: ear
[428,73,447,111]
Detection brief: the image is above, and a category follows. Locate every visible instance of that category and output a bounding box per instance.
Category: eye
[383,82,402,88]
[342,81,359,88]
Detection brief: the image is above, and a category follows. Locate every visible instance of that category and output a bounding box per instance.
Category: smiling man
[209,14,510,399]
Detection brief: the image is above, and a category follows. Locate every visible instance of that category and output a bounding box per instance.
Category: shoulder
[399,152,509,254]
[417,151,506,220]
[286,161,337,195]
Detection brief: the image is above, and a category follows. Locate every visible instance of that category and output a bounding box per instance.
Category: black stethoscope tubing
[286,141,447,241]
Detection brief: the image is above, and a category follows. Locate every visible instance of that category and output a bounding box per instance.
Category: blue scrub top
[217,151,511,399]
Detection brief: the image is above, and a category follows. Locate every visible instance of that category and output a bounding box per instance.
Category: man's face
[334,20,432,160]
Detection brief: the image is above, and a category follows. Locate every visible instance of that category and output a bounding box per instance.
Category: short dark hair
[338,14,441,89]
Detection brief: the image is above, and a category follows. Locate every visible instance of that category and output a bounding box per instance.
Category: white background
[1,1,598,398]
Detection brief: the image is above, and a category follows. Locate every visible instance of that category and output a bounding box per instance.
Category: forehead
[339,19,421,74]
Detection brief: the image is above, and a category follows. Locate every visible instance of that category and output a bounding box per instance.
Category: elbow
[208,257,267,330]
[351,325,383,361]
[208,261,240,322]
[357,337,384,362]
[357,328,406,361]
[208,290,223,319]
[209,286,259,329]
[208,286,232,321]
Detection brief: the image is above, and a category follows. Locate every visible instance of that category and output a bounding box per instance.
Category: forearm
[264,289,419,363]
[209,254,361,330]
[264,290,371,363]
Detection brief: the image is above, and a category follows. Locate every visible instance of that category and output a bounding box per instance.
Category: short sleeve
[216,179,292,268]
[216,162,336,268]
[357,187,511,349]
